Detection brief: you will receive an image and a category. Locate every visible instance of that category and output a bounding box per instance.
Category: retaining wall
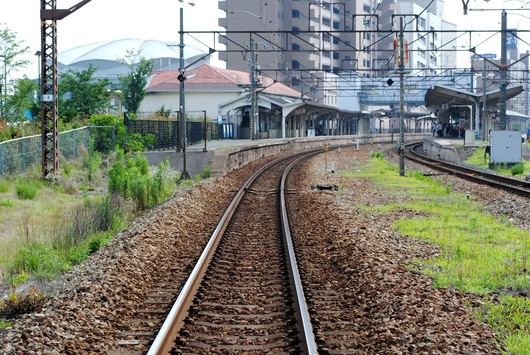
[422,137,461,163]
[211,134,427,177]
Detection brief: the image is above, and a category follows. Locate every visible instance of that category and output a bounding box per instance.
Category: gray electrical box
[490,130,522,165]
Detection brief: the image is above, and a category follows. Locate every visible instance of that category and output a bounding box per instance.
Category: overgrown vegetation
[347,152,530,354]
[108,149,176,210]
[0,144,181,320]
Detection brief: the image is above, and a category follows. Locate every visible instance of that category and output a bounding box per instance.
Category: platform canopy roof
[425,84,524,107]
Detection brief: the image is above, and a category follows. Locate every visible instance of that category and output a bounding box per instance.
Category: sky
[2,0,530,80]
[2,0,225,78]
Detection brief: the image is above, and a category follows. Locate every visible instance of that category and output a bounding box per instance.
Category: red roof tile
[147,64,302,98]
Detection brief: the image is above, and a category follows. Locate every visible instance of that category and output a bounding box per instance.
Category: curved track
[148,150,320,354]
[406,142,530,198]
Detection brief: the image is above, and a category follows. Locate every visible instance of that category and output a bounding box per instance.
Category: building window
[333,52,339,60]
[333,37,339,45]
[292,10,300,18]
[363,4,370,13]
[333,21,340,29]
[292,43,300,51]
[323,18,331,27]
[324,34,331,42]
[278,11,284,20]
[292,26,300,33]
[292,60,300,69]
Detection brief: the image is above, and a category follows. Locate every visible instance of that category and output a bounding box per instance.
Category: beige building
[217,0,378,90]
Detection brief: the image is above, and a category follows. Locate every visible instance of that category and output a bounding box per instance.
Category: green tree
[58,65,112,122]
[0,24,31,121]
[118,50,154,115]
[8,76,38,120]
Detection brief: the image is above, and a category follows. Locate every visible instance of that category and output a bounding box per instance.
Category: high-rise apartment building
[218,0,378,89]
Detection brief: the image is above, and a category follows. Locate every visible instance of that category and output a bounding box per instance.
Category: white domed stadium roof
[58,38,209,79]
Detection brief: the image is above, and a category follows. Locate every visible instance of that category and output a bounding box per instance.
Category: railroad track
[406,142,530,198]
[147,150,321,354]
[120,142,433,354]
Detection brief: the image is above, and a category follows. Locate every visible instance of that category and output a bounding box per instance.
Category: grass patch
[15,182,38,200]
[0,198,14,207]
[466,147,530,176]
[2,150,177,297]
[345,154,530,354]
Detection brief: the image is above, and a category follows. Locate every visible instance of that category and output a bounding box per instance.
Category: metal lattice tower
[40,0,91,177]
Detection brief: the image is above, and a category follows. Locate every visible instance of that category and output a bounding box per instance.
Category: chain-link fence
[0,126,115,176]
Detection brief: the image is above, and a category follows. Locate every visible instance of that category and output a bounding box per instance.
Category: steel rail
[148,150,319,354]
[280,152,320,355]
[407,142,530,198]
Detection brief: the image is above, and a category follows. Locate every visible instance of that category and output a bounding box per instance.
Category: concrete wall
[422,137,460,163]
[211,134,427,176]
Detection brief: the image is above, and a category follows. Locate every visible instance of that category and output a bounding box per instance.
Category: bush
[511,163,525,176]
[108,150,176,210]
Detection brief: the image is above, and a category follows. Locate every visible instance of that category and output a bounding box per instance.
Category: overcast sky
[2,0,530,79]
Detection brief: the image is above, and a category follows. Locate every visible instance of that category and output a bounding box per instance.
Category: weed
[0,320,12,329]
[371,151,385,160]
[0,198,14,207]
[0,286,47,318]
[201,166,212,179]
[86,150,101,182]
[15,183,38,200]
[0,181,9,193]
[62,161,72,177]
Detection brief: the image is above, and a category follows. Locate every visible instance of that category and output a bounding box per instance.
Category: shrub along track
[1,144,519,353]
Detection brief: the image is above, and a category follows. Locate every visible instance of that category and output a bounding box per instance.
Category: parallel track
[407,142,530,198]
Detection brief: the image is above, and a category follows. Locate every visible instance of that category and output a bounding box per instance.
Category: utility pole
[398,17,406,177]
[249,39,260,140]
[178,6,190,180]
[499,10,507,130]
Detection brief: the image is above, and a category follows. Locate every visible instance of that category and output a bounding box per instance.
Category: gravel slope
[1,144,528,354]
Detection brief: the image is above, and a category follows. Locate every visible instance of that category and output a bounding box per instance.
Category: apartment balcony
[218,17,227,29]
[218,0,227,12]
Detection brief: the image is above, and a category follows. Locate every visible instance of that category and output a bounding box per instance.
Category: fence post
[73,129,77,158]
[0,142,4,176]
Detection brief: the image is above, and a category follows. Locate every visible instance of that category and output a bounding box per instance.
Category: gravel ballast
[1,144,528,354]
